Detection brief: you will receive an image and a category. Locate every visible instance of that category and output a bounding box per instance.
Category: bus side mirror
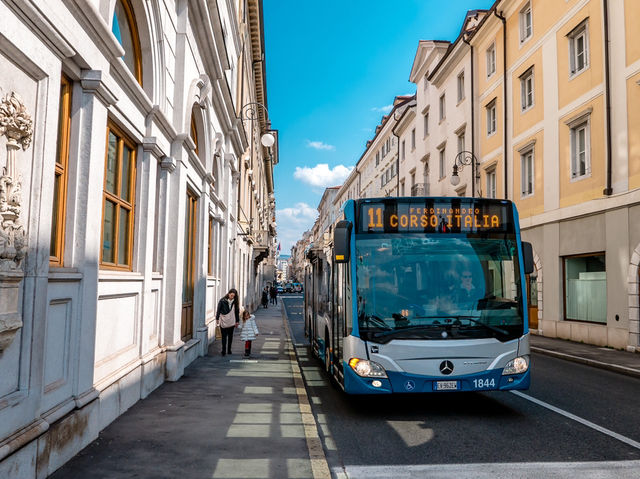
[522,242,534,275]
[334,220,352,263]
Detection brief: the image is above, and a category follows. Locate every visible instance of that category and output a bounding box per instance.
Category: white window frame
[457,132,465,155]
[457,71,465,102]
[439,93,446,121]
[569,20,589,78]
[486,43,496,78]
[570,117,591,180]
[486,169,497,198]
[411,128,416,150]
[519,1,533,44]
[520,67,534,112]
[520,147,534,197]
[423,112,429,137]
[486,100,497,136]
[401,140,406,160]
[438,147,446,179]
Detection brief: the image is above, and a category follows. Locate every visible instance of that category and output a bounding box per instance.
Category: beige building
[304,0,640,352]
[407,11,487,199]
[467,0,639,351]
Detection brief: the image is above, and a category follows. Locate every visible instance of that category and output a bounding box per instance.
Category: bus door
[313,258,323,354]
[332,262,346,382]
[526,270,539,329]
[305,266,313,340]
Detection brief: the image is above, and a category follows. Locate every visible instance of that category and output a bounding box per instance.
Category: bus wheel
[324,331,331,374]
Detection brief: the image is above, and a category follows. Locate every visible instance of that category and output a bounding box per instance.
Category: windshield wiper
[363,314,392,331]
[477,296,518,310]
[458,316,509,336]
[412,315,510,337]
[372,324,445,340]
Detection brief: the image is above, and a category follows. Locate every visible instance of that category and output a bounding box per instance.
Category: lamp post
[450,150,480,197]
[238,102,275,236]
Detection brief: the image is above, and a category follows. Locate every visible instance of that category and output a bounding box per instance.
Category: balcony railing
[410,183,429,197]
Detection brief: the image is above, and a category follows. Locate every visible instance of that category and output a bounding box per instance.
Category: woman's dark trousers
[221,326,235,355]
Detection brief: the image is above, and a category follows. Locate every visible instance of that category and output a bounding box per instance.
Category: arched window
[112,0,142,85]
[190,114,199,156]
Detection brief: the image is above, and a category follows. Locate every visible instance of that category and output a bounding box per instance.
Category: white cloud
[293,163,353,188]
[276,202,318,253]
[371,104,393,114]
[306,140,335,151]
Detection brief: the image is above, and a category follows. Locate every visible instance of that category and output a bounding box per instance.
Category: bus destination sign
[359,200,512,234]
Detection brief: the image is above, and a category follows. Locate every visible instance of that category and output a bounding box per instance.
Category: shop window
[564,253,606,323]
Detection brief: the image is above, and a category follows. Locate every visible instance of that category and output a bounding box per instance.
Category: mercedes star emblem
[439,360,454,375]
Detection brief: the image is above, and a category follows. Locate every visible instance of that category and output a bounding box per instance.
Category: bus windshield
[355,233,524,344]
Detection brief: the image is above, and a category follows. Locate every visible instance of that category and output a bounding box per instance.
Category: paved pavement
[50,295,640,479]
[51,300,330,479]
[530,333,640,378]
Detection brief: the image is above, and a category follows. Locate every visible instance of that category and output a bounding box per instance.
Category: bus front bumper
[343,363,530,394]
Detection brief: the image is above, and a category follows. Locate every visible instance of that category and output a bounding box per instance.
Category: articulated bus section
[304,197,534,394]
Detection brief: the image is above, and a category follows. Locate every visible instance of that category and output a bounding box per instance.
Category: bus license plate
[435,381,458,391]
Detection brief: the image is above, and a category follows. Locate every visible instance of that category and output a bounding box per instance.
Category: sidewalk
[51,302,329,479]
[530,333,640,378]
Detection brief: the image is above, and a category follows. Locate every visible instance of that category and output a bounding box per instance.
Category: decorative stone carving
[0,92,30,269]
[0,91,31,353]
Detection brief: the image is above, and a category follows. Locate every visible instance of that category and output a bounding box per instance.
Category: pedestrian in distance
[261,286,269,309]
[239,309,259,357]
[270,285,278,305]
[215,288,240,356]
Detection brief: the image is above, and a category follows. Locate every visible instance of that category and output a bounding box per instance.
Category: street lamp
[450,150,480,197]
[238,102,275,238]
[240,101,274,150]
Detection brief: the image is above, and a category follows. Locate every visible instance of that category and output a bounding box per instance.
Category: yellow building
[471,0,640,350]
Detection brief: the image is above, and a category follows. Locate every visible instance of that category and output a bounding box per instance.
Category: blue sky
[264,0,495,253]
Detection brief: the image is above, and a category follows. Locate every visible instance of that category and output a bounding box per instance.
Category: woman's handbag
[215,325,222,340]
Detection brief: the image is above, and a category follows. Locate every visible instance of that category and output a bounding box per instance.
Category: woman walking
[239,310,259,357]
[215,288,240,356]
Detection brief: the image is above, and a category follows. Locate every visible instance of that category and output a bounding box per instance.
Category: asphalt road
[281,295,640,478]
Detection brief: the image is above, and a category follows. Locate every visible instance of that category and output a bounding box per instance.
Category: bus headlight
[502,355,529,375]
[348,358,388,378]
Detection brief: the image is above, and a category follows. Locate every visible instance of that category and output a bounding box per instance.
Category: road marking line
[335,461,640,479]
[511,390,640,450]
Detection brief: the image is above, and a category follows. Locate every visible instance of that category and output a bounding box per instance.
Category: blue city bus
[304,197,534,394]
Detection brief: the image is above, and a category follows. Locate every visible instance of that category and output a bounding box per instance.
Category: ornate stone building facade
[0,0,276,476]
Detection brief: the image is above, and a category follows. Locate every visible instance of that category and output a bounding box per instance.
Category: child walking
[239,310,259,357]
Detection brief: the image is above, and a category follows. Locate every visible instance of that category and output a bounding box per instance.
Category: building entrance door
[181,190,197,341]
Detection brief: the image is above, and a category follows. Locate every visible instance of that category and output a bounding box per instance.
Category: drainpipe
[462,35,475,196]
[494,9,508,200]
[603,0,613,196]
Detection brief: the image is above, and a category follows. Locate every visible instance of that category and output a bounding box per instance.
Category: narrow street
[282,296,640,478]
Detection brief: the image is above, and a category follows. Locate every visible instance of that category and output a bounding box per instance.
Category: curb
[281,302,332,479]
[531,346,640,379]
